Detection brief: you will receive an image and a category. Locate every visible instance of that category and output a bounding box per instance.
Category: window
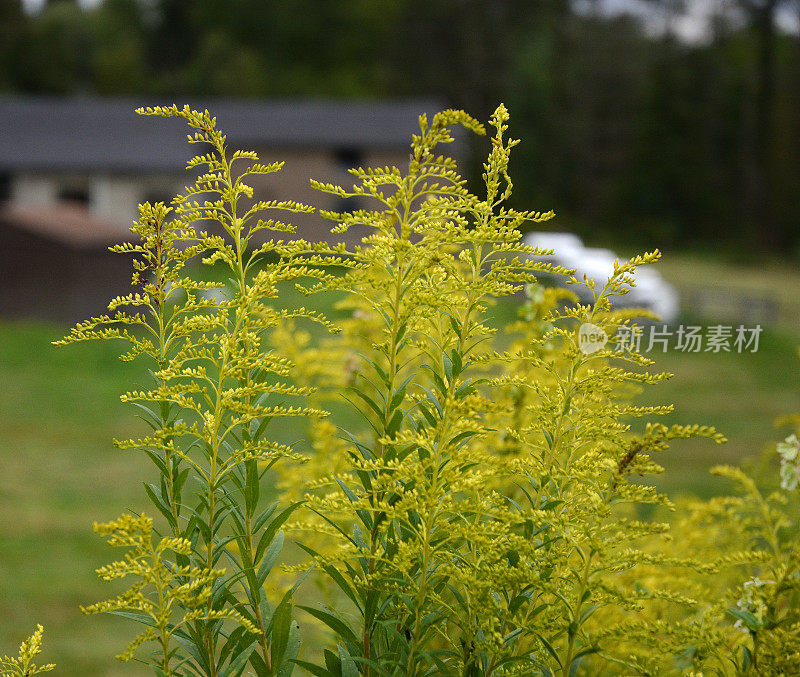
[0,173,10,202]
[58,185,90,205]
[335,148,362,170]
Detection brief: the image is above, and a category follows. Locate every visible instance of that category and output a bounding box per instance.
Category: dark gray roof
[0,96,447,172]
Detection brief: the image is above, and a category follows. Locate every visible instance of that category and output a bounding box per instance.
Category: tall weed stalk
[57,106,325,676]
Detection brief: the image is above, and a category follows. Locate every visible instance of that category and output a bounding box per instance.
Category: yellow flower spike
[0,625,55,676]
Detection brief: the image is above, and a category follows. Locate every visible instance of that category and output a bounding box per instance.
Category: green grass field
[0,253,798,674]
[0,322,149,675]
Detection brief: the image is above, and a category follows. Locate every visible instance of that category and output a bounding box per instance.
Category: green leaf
[389,387,407,411]
[252,414,274,443]
[225,643,256,676]
[347,386,385,421]
[450,348,463,377]
[509,592,531,616]
[356,352,389,388]
[255,502,302,563]
[338,645,358,677]
[418,404,437,427]
[395,322,408,346]
[334,475,360,504]
[573,644,599,660]
[448,315,461,335]
[218,626,253,670]
[244,458,259,515]
[431,370,448,397]
[506,549,520,567]
[291,659,335,677]
[741,645,753,671]
[728,607,763,631]
[106,610,158,628]
[257,530,284,587]
[276,622,301,677]
[578,605,597,624]
[536,633,562,669]
[297,606,360,647]
[339,429,375,462]
[448,430,477,448]
[419,385,443,418]
[142,448,168,475]
[270,597,293,667]
[174,467,190,496]
[386,408,404,436]
[253,503,278,534]
[323,648,341,674]
[143,482,175,527]
[568,655,584,677]
[442,351,454,383]
[352,522,368,551]
[293,549,361,613]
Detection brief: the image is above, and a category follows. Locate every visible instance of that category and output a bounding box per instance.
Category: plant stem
[561,546,592,677]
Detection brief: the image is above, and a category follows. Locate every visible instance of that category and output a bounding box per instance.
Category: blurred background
[0,0,799,673]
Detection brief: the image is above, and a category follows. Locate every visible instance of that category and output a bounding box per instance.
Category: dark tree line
[2,0,799,256]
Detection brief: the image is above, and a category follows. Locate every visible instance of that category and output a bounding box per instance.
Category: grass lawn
[0,252,797,673]
[640,252,800,497]
[0,321,150,675]
[632,325,800,498]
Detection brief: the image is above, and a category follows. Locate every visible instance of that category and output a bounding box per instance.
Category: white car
[524,232,680,324]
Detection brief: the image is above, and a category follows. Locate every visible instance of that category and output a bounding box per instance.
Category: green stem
[152,219,181,538]
[405,253,482,674]
[245,505,273,674]
[560,546,592,677]
[362,174,416,675]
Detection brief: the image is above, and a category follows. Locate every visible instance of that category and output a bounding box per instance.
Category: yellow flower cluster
[0,626,54,677]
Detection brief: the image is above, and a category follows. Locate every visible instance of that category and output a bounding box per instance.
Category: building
[0,96,450,321]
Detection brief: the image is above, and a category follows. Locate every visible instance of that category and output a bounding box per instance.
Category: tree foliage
[4,0,800,253]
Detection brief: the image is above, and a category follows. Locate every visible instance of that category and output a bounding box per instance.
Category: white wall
[11,175,59,208]
[89,176,141,227]
[9,171,185,232]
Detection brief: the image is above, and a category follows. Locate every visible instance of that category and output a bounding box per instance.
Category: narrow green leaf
[225,643,256,676]
[276,621,301,677]
[728,607,762,631]
[386,408,404,436]
[338,645,358,677]
[143,482,175,527]
[244,458,259,515]
[270,597,293,667]
[346,386,385,421]
[290,659,335,677]
[419,385,443,418]
[297,606,360,647]
[257,530,284,587]
[536,633,562,669]
[450,348,462,377]
[255,502,302,563]
[442,351,454,383]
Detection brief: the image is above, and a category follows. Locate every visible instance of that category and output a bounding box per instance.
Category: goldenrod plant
[57,105,328,675]
[51,103,800,675]
[285,105,574,674]
[82,514,257,675]
[0,626,54,676]
[285,106,727,675]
